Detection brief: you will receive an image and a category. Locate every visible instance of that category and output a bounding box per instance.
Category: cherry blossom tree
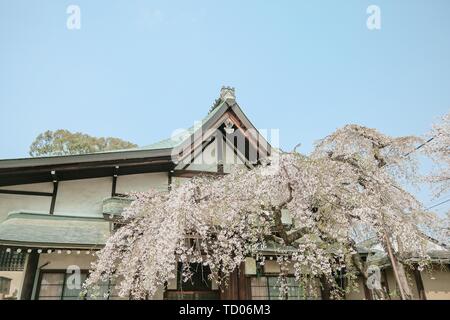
[423,112,450,198]
[421,112,450,260]
[84,125,449,300]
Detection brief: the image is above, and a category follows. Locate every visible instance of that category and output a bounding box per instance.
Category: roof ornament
[220,86,236,102]
[209,86,236,113]
[224,118,235,134]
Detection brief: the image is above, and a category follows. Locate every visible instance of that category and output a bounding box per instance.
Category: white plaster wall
[0,183,53,193]
[32,252,97,300]
[116,172,168,193]
[384,268,420,300]
[182,141,218,172]
[38,252,96,270]
[0,182,54,222]
[0,270,24,299]
[422,267,450,300]
[223,141,245,173]
[153,285,165,300]
[1,173,171,220]
[54,177,111,217]
[172,177,190,187]
[263,261,281,274]
[179,139,245,173]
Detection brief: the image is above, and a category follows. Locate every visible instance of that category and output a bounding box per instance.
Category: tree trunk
[319,275,331,300]
[383,236,413,300]
[393,260,414,300]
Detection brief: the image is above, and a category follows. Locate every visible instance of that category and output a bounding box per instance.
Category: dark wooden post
[382,269,391,299]
[217,134,224,174]
[413,267,427,300]
[49,170,58,215]
[220,269,238,299]
[168,170,173,191]
[238,262,251,300]
[20,251,39,300]
[111,166,119,197]
[220,264,250,300]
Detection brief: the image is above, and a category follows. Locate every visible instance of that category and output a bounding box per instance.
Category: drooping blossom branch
[84,124,448,300]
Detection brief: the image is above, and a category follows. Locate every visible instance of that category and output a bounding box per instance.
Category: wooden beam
[0,156,173,176]
[0,189,53,197]
[217,134,224,174]
[223,133,254,169]
[49,171,58,215]
[180,137,216,170]
[226,109,270,157]
[111,166,119,197]
[171,170,226,178]
[0,161,175,187]
[111,176,117,197]
[173,110,237,166]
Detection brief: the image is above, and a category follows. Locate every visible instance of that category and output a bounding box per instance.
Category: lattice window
[0,250,26,271]
[165,262,220,300]
[37,270,119,300]
[251,276,321,300]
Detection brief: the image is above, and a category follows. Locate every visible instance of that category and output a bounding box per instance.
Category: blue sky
[0,0,449,212]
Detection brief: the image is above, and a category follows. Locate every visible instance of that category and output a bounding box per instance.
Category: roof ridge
[139,99,227,151]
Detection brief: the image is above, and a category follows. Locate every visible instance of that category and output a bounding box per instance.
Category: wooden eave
[0,148,175,187]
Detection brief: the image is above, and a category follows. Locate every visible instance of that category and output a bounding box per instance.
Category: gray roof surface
[0,212,110,248]
[0,101,227,169]
[137,100,225,150]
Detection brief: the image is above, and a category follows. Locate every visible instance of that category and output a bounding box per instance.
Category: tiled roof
[0,212,110,248]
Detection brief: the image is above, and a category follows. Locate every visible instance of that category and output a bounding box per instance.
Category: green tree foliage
[29,129,138,157]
